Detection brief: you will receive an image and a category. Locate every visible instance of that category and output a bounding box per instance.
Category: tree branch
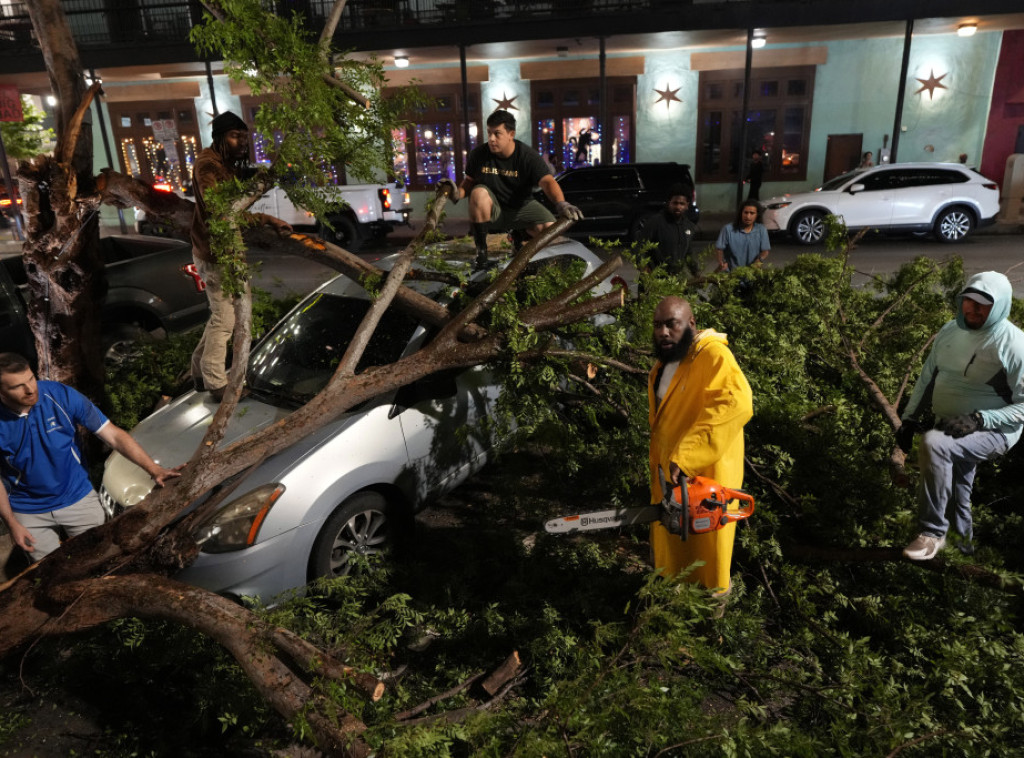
[58,81,102,167]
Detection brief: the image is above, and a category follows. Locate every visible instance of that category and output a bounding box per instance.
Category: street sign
[0,86,23,123]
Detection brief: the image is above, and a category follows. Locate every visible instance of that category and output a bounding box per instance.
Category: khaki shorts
[479,185,556,231]
[16,490,106,562]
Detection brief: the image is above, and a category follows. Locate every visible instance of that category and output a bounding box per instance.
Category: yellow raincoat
[648,329,752,592]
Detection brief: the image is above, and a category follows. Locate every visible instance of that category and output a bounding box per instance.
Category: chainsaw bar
[544,505,661,534]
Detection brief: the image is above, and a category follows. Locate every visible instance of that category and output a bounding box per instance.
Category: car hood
[102,391,296,507]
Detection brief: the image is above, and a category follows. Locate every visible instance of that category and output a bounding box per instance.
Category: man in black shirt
[439,110,582,267]
[639,185,699,276]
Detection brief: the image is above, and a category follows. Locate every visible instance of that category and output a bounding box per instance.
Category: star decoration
[492,91,519,111]
[654,83,682,110]
[914,69,948,100]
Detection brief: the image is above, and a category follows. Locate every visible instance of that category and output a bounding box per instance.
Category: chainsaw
[544,467,755,541]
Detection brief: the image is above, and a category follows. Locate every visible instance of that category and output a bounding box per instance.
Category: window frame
[697,65,815,184]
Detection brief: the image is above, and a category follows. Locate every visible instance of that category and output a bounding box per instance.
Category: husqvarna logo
[581,515,617,528]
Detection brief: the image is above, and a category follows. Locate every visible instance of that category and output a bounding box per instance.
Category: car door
[831,169,896,228]
[391,331,499,504]
[560,168,641,237]
[889,168,957,227]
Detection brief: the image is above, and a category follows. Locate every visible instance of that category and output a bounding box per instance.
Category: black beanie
[211,111,248,138]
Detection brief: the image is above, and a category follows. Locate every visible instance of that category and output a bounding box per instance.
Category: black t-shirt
[465,140,551,209]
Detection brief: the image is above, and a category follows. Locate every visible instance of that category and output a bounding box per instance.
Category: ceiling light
[751,31,767,49]
[394,55,409,68]
[46,95,57,106]
[957,23,977,37]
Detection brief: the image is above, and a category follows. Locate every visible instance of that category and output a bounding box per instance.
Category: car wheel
[934,207,974,243]
[102,324,154,370]
[791,210,826,245]
[309,491,395,580]
[320,215,364,252]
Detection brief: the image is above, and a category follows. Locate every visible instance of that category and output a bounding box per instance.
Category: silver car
[100,239,610,604]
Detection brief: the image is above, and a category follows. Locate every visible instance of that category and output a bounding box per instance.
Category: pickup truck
[249,181,411,252]
[1,235,209,367]
[136,181,412,252]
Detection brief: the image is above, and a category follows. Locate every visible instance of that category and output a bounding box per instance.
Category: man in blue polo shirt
[0,352,182,562]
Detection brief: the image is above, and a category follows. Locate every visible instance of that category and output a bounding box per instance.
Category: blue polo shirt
[715,222,771,270]
[0,381,109,514]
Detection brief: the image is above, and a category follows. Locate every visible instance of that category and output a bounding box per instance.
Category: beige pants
[190,255,247,390]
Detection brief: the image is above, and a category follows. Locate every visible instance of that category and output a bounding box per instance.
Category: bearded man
[648,296,753,593]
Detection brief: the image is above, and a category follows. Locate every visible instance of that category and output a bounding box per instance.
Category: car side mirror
[848,183,866,194]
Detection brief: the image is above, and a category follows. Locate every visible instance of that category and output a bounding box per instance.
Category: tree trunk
[19,0,104,392]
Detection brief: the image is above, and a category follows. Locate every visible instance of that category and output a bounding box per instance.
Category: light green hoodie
[904,271,1024,447]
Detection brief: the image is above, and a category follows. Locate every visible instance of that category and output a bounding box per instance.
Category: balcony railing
[0,0,665,56]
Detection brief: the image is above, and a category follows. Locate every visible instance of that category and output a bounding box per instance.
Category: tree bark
[18,0,104,392]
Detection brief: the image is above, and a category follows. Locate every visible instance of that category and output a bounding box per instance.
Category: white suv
[763,163,1001,245]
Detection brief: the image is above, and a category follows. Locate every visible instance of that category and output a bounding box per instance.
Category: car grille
[98,485,120,519]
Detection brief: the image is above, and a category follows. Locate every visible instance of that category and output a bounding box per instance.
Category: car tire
[102,324,154,370]
[934,207,975,243]
[791,210,826,245]
[309,491,397,580]
[320,215,364,252]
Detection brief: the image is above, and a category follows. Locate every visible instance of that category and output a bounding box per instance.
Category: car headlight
[767,201,792,210]
[195,483,285,553]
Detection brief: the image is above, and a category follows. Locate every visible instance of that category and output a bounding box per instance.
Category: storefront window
[530,77,635,170]
[384,84,481,189]
[110,100,200,194]
[697,66,814,183]
[414,122,457,185]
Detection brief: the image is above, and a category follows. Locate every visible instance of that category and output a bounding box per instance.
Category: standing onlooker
[0,352,182,562]
[715,201,771,272]
[745,151,764,200]
[859,151,874,168]
[190,111,292,401]
[648,296,753,592]
[896,272,1024,560]
[639,184,698,276]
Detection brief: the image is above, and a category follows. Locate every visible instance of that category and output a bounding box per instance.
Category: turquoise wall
[687,32,1002,212]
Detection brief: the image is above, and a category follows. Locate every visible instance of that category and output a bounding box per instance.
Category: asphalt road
[763,232,1024,296]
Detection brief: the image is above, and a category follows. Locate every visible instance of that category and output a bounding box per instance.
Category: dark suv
[536,162,699,241]
[1,235,209,366]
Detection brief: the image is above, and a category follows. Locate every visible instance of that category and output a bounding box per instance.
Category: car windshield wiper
[245,383,307,409]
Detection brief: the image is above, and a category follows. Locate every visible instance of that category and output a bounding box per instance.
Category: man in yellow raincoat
[648,296,753,593]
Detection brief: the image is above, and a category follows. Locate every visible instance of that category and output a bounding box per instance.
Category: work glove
[436,178,459,203]
[939,412,984,438]
[895,418,924,453]
[555,200,584,222]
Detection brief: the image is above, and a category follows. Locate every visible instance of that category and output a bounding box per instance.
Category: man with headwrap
[897,272,1024,560]
[648,296,753,593]
[189,111,292,401]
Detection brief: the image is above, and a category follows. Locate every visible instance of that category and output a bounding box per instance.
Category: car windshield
[247,292,419,408]
[819,170,864,191]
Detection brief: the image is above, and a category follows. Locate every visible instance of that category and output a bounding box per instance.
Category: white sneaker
[903,533,946,561]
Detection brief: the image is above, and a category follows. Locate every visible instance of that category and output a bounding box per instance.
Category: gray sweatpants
[916,428,1008,540]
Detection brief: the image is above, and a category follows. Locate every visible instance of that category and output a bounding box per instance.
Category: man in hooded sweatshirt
[648,296,753,592]
[897,272,1024,560]
[190,111,292,401]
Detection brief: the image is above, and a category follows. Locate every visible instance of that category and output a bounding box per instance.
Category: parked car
[762,163,1001,245]
[135,180,412,252]
[250,182,412,252]
[1,234,209,366]
[99,238,612,604]
[535,162,699,241]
